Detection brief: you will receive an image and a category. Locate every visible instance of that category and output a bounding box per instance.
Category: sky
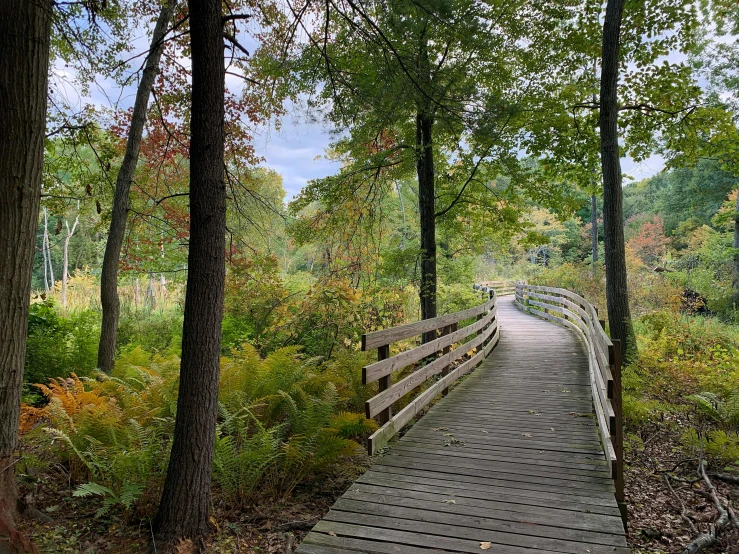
[250,110,342,201]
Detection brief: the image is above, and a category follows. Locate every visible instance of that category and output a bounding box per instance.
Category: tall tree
[98,0,178,372]
[0,0,52,544]
[599,0,635,357]
[285,0,580,335]
[153,0,225,543]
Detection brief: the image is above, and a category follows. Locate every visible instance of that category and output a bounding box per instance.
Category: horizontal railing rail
[361,286,500,455]
[474,279,517,296]
[514,282,625,518]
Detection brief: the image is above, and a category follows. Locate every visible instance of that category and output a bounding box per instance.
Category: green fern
[689,391,739,429]
[73,482,144,518]
[328,412,378,440]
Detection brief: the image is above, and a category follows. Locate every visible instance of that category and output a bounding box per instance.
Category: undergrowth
[19,344,376,521]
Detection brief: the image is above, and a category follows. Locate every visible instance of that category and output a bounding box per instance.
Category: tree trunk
[42,208,50,293]
[417,110,436,341]
[98,0,177,372]
[147,271,156,310]
[592,194,598,263]
[599,0,636,361]
[732,189,739,304]
[0,0,51,544]
[153,0,225,544]
[61,216,79,310]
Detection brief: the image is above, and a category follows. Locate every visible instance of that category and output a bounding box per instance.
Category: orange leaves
[19,374,114,434]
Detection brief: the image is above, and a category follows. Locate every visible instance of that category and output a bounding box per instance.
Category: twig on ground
[663,473,698,535]
[681,459,733,554]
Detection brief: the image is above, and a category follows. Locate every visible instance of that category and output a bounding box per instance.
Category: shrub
[25,301,99,389]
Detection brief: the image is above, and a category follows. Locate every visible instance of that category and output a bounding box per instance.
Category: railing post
[611,338,626,528]
[441,322,456,396]
[377,344,391,425]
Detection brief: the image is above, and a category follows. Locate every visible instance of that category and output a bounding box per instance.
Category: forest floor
[17,474,351,553]
[625,416,739,554]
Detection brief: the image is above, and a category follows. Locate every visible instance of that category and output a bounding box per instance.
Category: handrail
[474,279,517,296]
[514,282,625,519]
[361,287,500,455]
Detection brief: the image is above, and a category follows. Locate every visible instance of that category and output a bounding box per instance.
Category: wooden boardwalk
[297,295,629,554]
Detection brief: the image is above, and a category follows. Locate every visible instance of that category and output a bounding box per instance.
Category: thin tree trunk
[147,271,156,310]
[42,208,50,292]
[599,0,636,361]
[396,181,407,247]
[417,110,436,341]
[154,0,225,543]
[0,0,51,544]
[134,277,140,308]
[43,208,55,290]
[98,0,177,372]
[732,188,739,304]
[592,194,598,263]
[61,215,79,310]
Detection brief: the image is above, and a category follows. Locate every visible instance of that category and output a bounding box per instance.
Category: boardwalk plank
[295,296,627,553]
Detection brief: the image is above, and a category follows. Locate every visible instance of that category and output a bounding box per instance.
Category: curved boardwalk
[297,296,629,554]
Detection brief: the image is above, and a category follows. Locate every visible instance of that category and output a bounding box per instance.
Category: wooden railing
[514,282,625,518]
[475,279,516,296]
[361,286,500,455]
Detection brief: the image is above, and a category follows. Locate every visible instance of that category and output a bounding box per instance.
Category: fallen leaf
[432,427,448,432]
[481,430,488,433]
[328,531,337,537]
[480,542,492,550]
[550,428,555,431]
[443,499,456,504]
[522,433,533,438]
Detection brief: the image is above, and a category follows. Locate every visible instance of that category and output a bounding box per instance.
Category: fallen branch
[713,472,739,485]
[274,518,319,532]
[681,461,732,554]
[663,474,698,535]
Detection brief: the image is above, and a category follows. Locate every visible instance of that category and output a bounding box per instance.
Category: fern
[689,391,739,429]
[73,482,144,518]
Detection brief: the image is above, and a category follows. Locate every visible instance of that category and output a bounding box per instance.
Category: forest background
[2,0,739,552]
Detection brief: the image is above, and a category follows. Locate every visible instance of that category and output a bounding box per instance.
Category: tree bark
[97,0,177,372]
[153,0,225,544]
[0,0,51,544]
[591,194,598,263]
[599,0,636,361]
[61,215,79,310]
[417,110,436,341]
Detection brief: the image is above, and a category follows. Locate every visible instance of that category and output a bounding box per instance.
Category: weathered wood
[365,318,497,417]
[295,295,627,554]
[611,339,626,526]
[362,296,495,350]
[366,323,499,453]
[376,345,391,425]
[362,306,496,383]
